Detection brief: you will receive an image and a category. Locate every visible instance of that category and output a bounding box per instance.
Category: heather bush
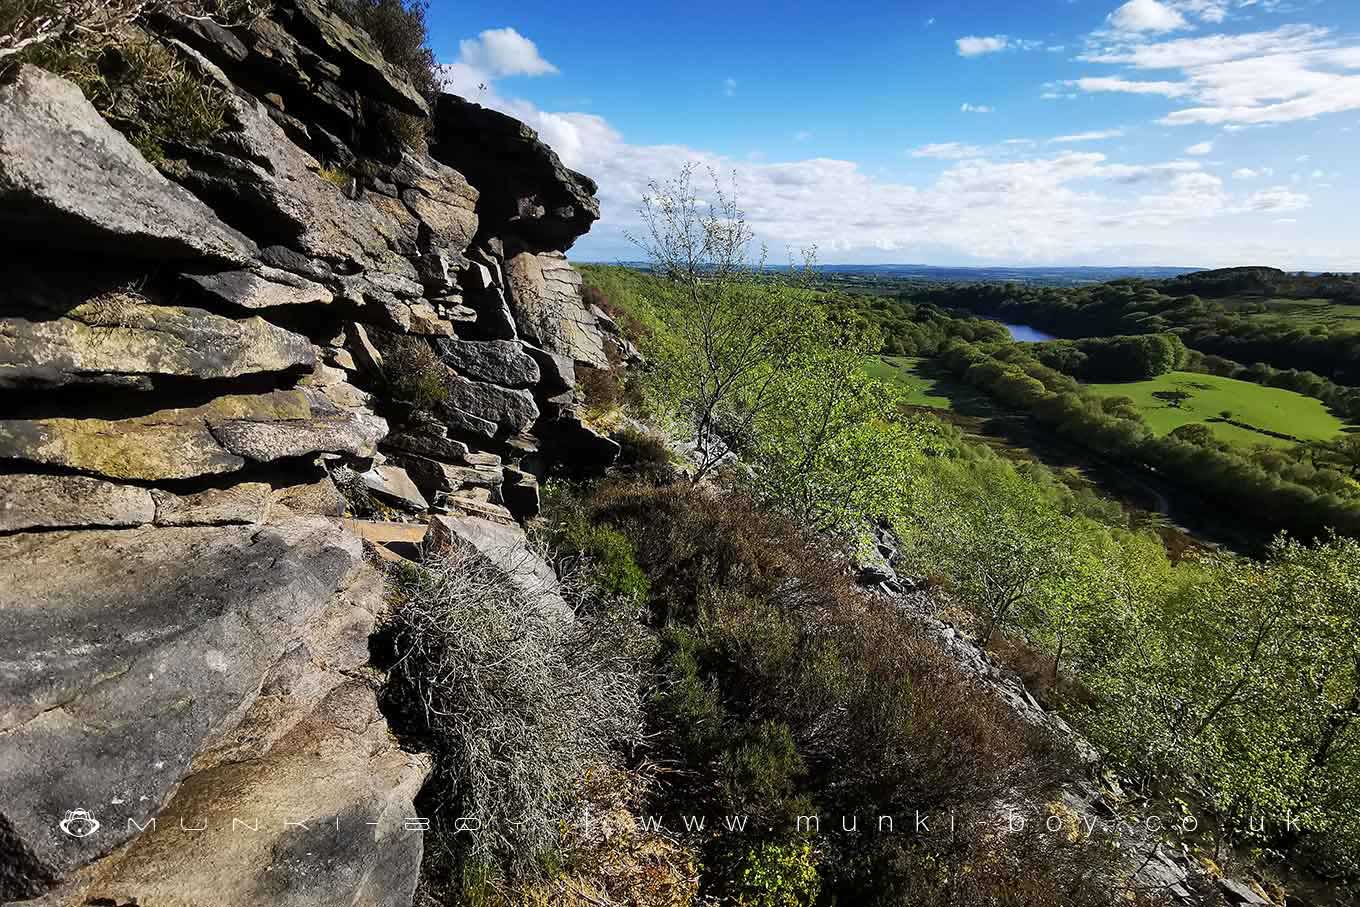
[378,550,648,894]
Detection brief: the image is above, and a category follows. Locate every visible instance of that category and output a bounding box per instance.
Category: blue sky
[429,1,1360,270]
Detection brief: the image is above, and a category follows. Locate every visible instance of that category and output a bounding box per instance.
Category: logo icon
[59,809,101,838]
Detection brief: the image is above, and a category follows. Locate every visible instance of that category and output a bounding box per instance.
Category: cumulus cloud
[457,28,557,78]
[957,35,1010,57]
[961,103,995,113]
[1108,0,1189,34]
[1185,141,1214,154]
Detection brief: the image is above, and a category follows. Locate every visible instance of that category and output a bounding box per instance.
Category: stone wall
[0,3,616,902]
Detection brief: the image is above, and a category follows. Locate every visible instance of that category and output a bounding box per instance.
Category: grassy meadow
[1088,370,1350,448]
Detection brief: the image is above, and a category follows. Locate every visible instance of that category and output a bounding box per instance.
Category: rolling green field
[1087,371,1350,448]
[864,356,963,410]
[1221,297,1360,333]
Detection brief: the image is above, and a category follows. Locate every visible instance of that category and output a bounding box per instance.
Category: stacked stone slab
[0,1,614,902]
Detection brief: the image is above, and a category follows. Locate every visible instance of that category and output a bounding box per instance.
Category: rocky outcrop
[430,94,600,251]
[0,66,255,265]
[0,2,615,902]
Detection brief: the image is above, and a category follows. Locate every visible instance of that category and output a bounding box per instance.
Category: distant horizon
[576,260,1360,276]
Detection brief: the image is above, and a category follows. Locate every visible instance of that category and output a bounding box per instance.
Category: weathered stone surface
[210,389,387,467]
[406,302,455,336]
[504,250,609,368]
[0,518,367,897]
[441,372,539,438]
[347,322,385,375]
[151,482,272,526]
[431,94,599,249]
[1215,878,1272,906]
[523,342,576,394]
[167,86,416,279]
[51,680,430,907]
[436,338,540,389]
[381,420,471,462]
[271,472,347,518]
[0,66,254,265]
[182,266,334,310]
[391,453,500,498]
[359,464,428,511]
[290,0,430,117]
[426,513,570,618]
[0,388,386,481]
[394,153,478,254]
[0,299,315,389]
[0,474,154,532]
[462,286,519,341]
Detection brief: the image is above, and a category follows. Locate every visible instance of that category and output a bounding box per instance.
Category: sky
[428,0,1360,270]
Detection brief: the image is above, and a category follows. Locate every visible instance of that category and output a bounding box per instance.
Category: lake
[1002,323,1057,343]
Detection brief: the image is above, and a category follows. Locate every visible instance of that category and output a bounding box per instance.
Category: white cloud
[1185,141,1214,154]
[1243,186,1311,211]
[1050,129,1127,143]
[911,142,986,159]
[457,28,557,78]
[1108,0,1190,34]
[1073,26,1360,127]
[961,102,995,113]
[1232,167,1261,179]
[957,35,1009,57]
[439,29,1353,270]
[1069,77,1192,97]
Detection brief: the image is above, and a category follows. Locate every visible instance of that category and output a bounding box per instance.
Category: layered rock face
[0,3,615,902]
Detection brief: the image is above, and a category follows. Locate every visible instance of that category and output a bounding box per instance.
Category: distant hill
[1157,266,1360,302]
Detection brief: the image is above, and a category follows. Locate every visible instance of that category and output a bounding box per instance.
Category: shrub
[564,480,1118,904]
[343,0,437,99]
[379,336,447,420]
[583,282,651,344]
[725,839,820,907]
[2,1,261,159]
[578,365,625,421]
[342,0,437,152]
[378,549,648,893]
[614,424,671,466]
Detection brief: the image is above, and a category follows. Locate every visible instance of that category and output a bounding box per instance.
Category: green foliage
[380,336,448,420]
[726,840,820,907]
[540,480,1124,904]
[1032,333,1188,381]
[344,0,438,98]
[938,338,1360,538]
[539,482,650,604]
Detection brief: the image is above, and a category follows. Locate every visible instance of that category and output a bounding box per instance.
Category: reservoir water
[1002,323,1057,343]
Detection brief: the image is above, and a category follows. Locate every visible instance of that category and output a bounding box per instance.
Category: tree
[628,164,812,482]
[899,458,1071,644]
